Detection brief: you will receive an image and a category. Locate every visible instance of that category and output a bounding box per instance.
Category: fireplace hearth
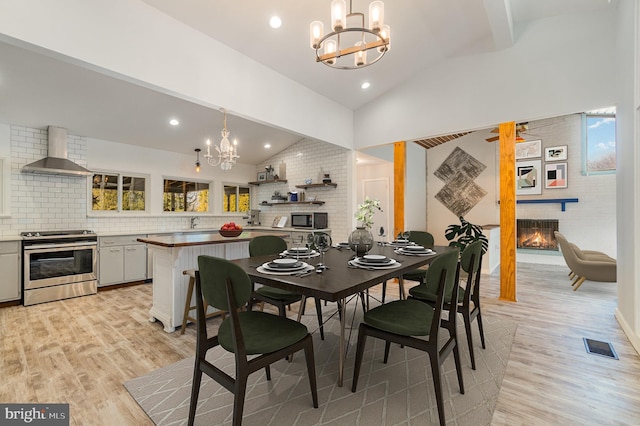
[517,219,559,250]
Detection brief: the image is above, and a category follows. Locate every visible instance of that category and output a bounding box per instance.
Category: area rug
[125,304,517,426]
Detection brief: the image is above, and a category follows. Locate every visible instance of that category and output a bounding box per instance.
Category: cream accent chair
[554,231,617,291]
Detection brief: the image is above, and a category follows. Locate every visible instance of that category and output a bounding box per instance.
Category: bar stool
[180,269,225,334]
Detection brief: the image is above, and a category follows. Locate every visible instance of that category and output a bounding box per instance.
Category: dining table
[231,243,456,386]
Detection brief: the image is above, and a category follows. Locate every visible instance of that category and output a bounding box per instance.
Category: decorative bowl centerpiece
[219,229,242,237]
[219,222,243,237]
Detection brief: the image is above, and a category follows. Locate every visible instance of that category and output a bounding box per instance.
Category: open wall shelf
[295,183,337,189]
[259,201,325,206]
[515,198,579,212]
[248,179,288,186]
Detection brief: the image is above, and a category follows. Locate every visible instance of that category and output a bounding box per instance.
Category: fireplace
[517,219,559,250]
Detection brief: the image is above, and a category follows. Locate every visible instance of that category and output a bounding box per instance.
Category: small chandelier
[310,0,390,69]
[203,109,239,171]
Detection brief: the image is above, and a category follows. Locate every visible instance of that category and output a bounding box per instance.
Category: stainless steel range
[21,230,97,306]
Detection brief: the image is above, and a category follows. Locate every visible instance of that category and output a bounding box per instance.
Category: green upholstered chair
[352,249,463,426]
[249,235,326,339]
[409,240,486,370]
[382,230,435,303]
[188,255,318,426]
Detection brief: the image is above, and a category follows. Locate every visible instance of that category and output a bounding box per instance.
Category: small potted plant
[350,197,382,256]
[445,216,488,254]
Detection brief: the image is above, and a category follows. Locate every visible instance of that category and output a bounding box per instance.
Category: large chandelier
[310,0,390,69]
[203,109,239,171]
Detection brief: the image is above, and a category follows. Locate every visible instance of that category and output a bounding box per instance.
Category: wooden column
[393,142,406,238]
[499,122,517,302]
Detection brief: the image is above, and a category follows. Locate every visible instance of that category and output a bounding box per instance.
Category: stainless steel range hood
[22,126,92,176]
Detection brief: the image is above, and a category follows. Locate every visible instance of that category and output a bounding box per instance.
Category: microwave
[290,212,328,229]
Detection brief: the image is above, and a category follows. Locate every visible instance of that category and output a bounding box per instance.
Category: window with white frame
[583,108,616,174]
[223,184,250,213]
[91,172,148,212]
[163,179,210,212]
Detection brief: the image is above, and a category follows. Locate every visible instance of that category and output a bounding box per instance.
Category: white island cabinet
[0,240,20,302]
[98,235,147,287]
[138,231,287,333]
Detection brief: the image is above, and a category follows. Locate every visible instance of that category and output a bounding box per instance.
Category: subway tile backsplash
[0,126,352,242]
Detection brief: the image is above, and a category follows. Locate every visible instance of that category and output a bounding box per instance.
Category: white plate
[262,261,308,272]
[361,254,391,263]
[403,245,425,251]
[394,248,435,256]
[349,259,402,270]
[288,247,310,253]
[281,250,320,258]
[273,258,298,265]
[257,265,314,275]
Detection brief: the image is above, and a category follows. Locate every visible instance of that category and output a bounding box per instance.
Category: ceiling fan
[485,123,529,142]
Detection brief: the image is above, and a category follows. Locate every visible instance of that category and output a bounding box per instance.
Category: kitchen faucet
[190,216,199,229]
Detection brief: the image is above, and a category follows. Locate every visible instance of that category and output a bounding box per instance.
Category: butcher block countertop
[137,231,288,248]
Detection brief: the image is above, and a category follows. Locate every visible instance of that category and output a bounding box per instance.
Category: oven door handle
[24,241,98,250]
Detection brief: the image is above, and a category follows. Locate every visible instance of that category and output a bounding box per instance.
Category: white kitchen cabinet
[98,235,147,286]
[0,241,20,302]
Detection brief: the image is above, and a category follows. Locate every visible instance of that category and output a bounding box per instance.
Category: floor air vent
[583,338,618,360]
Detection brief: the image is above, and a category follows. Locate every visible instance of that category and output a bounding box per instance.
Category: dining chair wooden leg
[428,351,446,426]
[187,363,203,426]
[351,323,368,392]
[383,341,391,363]
[398,277,406,300]
[303,335,319,408]
[462,314,477,370]
[476,311,486,349]
[232,374,249,426]
[453,338,465,394]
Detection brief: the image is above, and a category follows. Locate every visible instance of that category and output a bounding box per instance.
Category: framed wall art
[515,139,542,160]
[257,171,267,181]
[516,159,542,195]
[545,162,568,189]
[544,145,568,161]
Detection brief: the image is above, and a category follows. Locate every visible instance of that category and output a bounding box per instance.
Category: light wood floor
[1,263,639,425]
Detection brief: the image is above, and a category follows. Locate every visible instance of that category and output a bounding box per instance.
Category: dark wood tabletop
[231,245,455,302]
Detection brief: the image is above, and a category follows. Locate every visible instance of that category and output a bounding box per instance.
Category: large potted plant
[445,216,488,254]
[349,197,382,256]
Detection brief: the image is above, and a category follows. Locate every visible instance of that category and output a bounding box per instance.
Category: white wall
[427,130,500,245]
[253,139,352,243]
[0,0,353,149]
[0,124,251,237]
[425,114,616,266]
[354,8,617,149]
[614,0,640,353]
[87,137,256,216]
[356,159,394,238]
[405,143,427,231]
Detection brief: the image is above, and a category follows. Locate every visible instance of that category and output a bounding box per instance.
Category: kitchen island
[138,231,287,332]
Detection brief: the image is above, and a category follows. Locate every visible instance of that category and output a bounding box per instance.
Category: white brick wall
[0,125,245,237]
[514,114,617,262]
[254,139,351,243]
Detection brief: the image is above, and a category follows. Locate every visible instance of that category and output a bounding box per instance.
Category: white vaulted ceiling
[0,0,617,164]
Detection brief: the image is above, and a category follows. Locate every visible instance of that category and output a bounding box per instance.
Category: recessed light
[269,16,282,29]
[264,143,271,149]
[361,82,370,89]
[169,119,179,126]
